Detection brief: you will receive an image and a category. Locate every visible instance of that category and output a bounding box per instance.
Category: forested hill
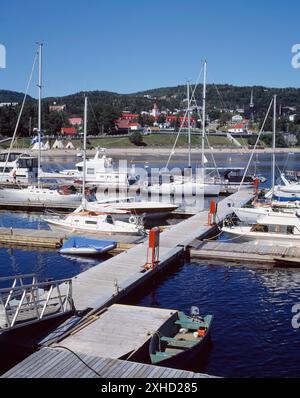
[1,84,300,114]
[0,90,34,103]
[0,84,300,136]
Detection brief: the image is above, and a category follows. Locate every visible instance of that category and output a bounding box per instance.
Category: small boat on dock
[59,236,117,256]
[149,307,213,368]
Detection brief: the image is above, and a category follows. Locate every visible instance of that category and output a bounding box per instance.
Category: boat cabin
[250,216,300,236]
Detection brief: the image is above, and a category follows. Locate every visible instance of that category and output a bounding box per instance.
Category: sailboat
[233,95,300,223]
[145,62,220,197]
[45,97,145,236]
[0,43,82,207]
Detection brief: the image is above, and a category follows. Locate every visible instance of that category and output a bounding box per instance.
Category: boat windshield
[251,224,295,234]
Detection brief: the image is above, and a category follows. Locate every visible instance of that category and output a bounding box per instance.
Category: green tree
[129,131,144,146]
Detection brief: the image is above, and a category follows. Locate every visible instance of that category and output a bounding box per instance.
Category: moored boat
[149,307,213,369]
[222,214,300,245]
[59,236,117,256]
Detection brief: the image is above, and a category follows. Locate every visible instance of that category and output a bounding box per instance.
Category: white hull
[145,182,220,196]
[0,187,82,206]
[234,207,273,224]
[222,226,300,245]
[45,215,142,235]
[89,200,178,219]
[235,207,297,224]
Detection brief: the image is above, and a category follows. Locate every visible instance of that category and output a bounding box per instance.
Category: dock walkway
[68,188,255,312]
[1,347,215,378]
[52,304,176,359]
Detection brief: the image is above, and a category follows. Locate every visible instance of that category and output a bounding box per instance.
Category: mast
[37,42,43,187]
[82,95,88,209]
[272,94,277,195]
[187,81,191,168]
[202,60,207,170]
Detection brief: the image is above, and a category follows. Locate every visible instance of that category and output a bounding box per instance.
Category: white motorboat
[43,148,137,189]
[222,214,300,245]
[0,185,82,206]
[45,210,144,235]
[0,151,38,184]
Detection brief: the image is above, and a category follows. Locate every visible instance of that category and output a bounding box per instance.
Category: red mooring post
[144,227,160,270]
[208,200,217,226]
[254,177,259,195]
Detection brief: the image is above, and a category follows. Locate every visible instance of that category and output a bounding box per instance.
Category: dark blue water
[0,212,100,285]
[1,152,300,377]
[133,262,300,378]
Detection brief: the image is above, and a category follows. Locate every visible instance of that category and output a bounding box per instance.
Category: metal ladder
[0,274,74,332]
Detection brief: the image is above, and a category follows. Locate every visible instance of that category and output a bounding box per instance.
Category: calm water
[1,152,300,377]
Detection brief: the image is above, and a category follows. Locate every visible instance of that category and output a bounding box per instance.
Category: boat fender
[129,215,136,224]
[197,328,206,338]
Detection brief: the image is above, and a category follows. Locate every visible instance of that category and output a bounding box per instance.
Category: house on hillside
[68,117,83,126]
[49,103,66,112]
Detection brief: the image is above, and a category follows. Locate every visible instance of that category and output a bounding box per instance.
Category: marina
[1,1,300,380]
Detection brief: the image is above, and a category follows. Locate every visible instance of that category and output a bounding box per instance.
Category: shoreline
[9,146,300,158]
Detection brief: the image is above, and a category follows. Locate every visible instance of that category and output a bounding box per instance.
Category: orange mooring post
[144,227,160,270]
[208,200,217,226]
[254,177,259,195]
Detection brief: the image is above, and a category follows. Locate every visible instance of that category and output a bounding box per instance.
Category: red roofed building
[61,127,77,135]
[228,123,247,134]
[68,117,83,126]
[121,112,139,121]
[166,115,196,127]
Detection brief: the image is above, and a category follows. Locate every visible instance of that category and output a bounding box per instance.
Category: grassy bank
[1,134,240,149]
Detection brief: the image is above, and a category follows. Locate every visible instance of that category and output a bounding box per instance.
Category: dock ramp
[0,274,74,332]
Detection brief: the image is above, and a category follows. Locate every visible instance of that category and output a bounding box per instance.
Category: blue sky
[0,0,300,97]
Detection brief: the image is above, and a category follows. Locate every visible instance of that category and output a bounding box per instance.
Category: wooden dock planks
[1,347,215,378]
[190,241,300,267]
[55,304,176,360]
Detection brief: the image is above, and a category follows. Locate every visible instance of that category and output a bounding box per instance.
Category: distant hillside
[2,84,300,113]
[1,84,300,137]
[0,90,34,103]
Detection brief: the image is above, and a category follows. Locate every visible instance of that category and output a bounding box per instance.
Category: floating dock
[0,227,143,251]
[1,347,214,378]
[190,241,300,268]
[52,304,176,359]
[0,189,255,377]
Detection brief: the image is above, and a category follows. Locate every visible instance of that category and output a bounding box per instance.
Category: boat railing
[0,274,74,332]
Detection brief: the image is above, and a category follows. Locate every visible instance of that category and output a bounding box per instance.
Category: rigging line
[51,345,102,377]
[165,108,189,169]
[213,83,227,111]
[165,65,204,169]
[238,97,274,191]
[1,49,38,178]
[189,88,220,178]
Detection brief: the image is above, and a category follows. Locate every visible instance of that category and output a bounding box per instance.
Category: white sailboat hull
[0,187,82,206]
[45,216,142,235]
